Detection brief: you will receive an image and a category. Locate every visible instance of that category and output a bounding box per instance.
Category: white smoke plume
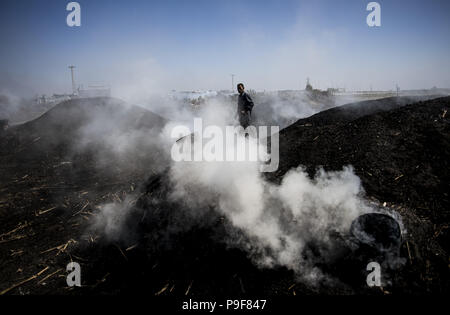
[90,97,375,284]
[168,153,371,283]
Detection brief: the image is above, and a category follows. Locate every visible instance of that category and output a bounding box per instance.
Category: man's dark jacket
[237,92,254,128]
[238,92,254,113]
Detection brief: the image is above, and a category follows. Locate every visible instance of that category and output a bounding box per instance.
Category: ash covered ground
[0,94,448,295]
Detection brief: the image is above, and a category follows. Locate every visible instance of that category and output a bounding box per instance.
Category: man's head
[237,83,245,94]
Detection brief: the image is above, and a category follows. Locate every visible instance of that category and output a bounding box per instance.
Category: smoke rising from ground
[89,96,377,284]
[168,159,370,283]
[2,85,408,285]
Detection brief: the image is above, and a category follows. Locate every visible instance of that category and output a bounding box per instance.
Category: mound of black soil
[0,96,448,296]
[0,97,169,295]
[0,94,55,124]
[4,97,166,154]
[0,96,169,179]
[286,95,441,127]
[75,96,449,296]
[268,96,450,225]
[264,96,449,293]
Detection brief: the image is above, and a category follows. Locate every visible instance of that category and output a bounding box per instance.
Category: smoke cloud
[90,96,377,284]
[168,158,370,283]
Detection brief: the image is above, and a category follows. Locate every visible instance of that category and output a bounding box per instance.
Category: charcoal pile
[0,97,168,295]
[267,96,450,293]
[74,96,449,295]
[269,96,449,224]
[0,96,448,295]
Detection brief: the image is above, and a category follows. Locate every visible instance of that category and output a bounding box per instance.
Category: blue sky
[1,0,449,97]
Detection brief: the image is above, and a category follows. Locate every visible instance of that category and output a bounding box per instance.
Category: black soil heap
[0,96,448,295]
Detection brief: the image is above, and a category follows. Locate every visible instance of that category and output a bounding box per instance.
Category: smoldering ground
[0,90,412,289]
[5,93,448,295]
[2,86,413,290]
[89,96,405,287]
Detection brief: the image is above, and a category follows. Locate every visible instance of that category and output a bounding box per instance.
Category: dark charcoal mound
[262,96,449,293]
[72,172,355,296]
[286,95,443,128]
[268,96,450,225]
[0,95,448,295]
[75,96,450,295]
[0,98,170,295]
[0,97,169,185]
[8,97,167,153]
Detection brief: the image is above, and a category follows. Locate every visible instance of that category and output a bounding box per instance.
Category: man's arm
[244,93,254,112]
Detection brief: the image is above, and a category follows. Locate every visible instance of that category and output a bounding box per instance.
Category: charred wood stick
[72,201,90,217]
[36,206,57,216]
[185,281,193,296]
[115,244,128,261]
[0,234,27,244]
[37,268,63,285]
[40,239,76,255]
[0,266,48,295]
[155,283,169,296]
[31,186,82,191]
[0,222,30,238]
[406,240,413,264]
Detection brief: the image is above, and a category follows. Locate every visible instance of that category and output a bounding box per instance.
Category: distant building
[36,94,72,104]
[327,88,346,95]
[170,90,218,101]
[77,85,111,98]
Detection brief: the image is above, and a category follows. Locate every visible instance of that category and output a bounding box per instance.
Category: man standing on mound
[237,83,254,129]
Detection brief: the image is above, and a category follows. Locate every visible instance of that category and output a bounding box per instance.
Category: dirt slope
[0,96,448,295]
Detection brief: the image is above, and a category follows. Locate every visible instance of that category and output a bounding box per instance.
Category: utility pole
[231,74,235,92]
[68,65,76,95]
